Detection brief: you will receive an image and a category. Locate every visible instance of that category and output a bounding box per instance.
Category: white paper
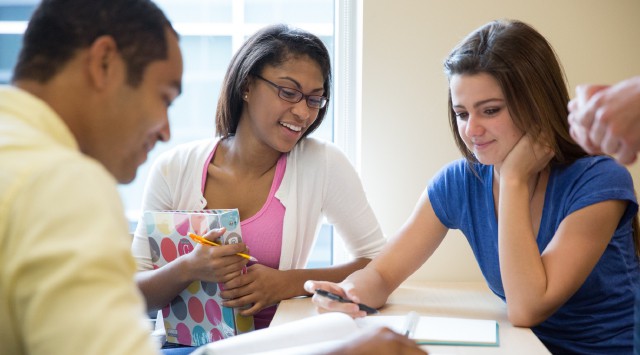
[193,313,358,354]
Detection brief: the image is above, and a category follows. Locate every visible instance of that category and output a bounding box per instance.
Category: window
[0,0,359,268]
[0,4,32,83]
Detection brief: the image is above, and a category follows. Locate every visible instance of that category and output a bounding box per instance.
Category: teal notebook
[356,313,499,346]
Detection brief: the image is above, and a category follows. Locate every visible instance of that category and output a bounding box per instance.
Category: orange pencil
[188,233,258,262]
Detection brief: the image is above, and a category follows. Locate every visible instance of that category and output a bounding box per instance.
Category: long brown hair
[444,19,640,257]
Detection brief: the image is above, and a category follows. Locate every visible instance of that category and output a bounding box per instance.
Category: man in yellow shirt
[0,1,426,354]
[0,0,183,354]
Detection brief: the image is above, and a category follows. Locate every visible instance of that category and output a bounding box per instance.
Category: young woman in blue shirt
[306,19,640,354]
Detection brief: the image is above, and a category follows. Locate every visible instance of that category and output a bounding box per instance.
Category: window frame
[331,0,361,264]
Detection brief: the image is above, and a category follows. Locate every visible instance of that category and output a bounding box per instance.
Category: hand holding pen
[304,280,378,318]
[314,289,378,314]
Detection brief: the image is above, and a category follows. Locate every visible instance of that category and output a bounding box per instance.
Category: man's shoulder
[4,146,116,205]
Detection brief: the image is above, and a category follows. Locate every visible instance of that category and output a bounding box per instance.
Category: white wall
[359,0,640,282]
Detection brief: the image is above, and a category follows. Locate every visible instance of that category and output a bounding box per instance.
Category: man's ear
[86,35,121,90]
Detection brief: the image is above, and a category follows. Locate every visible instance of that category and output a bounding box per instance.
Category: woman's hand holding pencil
[189,232,258,262]
[175,229,250,284]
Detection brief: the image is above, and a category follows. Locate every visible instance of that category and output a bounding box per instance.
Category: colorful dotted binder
[144,209,255,346]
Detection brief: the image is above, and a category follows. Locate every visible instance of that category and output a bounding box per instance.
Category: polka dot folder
[144,209,255,346]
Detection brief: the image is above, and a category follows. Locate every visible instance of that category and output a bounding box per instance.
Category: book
[192,311,499,354]
[144,209,255,346]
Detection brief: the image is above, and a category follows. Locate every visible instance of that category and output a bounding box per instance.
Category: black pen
[314,289,378,314]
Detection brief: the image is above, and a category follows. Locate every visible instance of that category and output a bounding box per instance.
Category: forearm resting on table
[499,187,623,327]
[498,180,554,326]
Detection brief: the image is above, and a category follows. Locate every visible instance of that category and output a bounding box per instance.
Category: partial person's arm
[568,76,640,164]
[324,327,428,355]
[305,190,449,317]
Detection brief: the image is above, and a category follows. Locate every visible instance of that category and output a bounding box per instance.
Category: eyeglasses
[254,75,328,109]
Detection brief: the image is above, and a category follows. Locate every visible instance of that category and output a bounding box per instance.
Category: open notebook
[192,311,498,355]
[359,312,498,346]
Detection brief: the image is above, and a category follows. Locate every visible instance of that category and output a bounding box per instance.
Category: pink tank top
[202,143,286,329]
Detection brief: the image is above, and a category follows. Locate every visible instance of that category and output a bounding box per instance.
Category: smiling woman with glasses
[130,23,386,350]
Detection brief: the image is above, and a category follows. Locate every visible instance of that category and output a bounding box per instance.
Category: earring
[244,94,248,99]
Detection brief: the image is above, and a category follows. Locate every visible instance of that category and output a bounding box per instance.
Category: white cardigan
[132,137,385,271]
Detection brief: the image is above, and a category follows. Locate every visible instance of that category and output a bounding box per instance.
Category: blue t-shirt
[428,156,640,354]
